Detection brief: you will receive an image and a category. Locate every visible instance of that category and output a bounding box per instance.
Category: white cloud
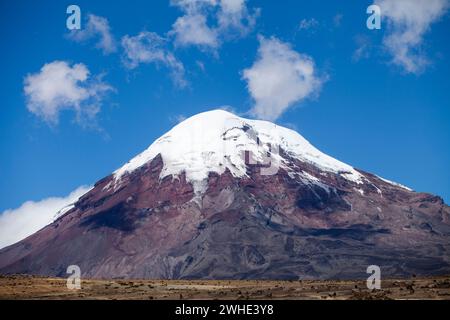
[242,36,324,121]
[375,0,449,74]
[121,31,187,87]
[67,14,117,55]
[24,61,113,125]
[169,0,258,49]
[0,186,92,250]
[171,13,219,48]
[217,0,259,36]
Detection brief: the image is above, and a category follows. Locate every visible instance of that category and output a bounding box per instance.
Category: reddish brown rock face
[0,149,449,280]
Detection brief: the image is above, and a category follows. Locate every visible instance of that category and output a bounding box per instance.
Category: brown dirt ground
[0,275,449,300]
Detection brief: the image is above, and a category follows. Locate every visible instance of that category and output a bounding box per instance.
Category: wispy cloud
[353,34,373,62]
[24,61,113,126]
[121,31,187,88]
[375,0,449,74]
[333,13,343,27]
[0,186,92,250]
[170,114,187,124]
[242,36,324,121]
[298,18,319,31]
[67,14,117,55]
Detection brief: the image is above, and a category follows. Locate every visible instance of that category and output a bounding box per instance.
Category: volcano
[0,109,449,279]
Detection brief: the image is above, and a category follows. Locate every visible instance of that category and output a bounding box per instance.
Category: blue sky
[0,0,449,214]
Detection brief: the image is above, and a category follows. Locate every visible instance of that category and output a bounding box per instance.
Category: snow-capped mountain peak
[114,109,364,192]
[3,110,448,281]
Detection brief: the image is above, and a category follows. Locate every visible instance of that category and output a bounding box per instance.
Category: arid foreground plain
[0,275,449,300]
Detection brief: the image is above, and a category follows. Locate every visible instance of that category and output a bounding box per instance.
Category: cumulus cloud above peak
[242,36,324,121]
[375,0,449,74]
[170,0,259,50]
[217,0,259,36]
[171,13,219,49]
[24,61,113,125]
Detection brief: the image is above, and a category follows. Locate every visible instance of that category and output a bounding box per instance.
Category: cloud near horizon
[242,36,324,121]
[0,186,92,250]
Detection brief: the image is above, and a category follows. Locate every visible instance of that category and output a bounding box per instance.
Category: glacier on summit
[113,109,376,193]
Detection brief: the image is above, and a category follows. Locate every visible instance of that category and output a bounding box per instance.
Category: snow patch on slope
[377,175,412,191]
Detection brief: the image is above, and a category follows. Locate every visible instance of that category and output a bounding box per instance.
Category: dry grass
[0,275,449,300]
